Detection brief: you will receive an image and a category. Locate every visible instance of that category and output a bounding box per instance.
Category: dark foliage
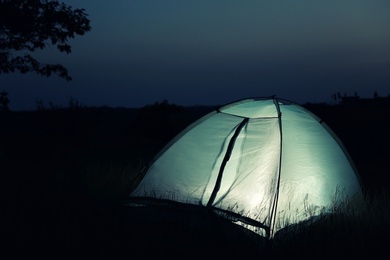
[127,100,187,157]
[0,0,91,80]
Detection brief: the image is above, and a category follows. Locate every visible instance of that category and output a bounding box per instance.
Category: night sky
[2,0,390,110]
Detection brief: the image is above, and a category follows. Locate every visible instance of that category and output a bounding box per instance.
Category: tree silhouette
[0,0,91,81]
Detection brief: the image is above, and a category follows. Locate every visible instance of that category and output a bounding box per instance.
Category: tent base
[124,202,269,254]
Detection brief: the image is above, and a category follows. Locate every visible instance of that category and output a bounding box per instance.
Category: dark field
[1,101,389,258]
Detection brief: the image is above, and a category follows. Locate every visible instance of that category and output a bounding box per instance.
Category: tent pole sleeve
[206,117,249,208]
[269,99,283,238]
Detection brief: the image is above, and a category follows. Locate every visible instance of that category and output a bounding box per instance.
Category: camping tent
[128,97,362,238]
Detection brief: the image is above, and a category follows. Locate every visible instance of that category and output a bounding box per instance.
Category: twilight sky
[2,0,390,110]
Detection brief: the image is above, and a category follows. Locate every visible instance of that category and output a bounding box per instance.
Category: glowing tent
[129,97,362,238]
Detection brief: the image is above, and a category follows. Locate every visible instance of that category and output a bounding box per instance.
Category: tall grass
[1,107,389,258]
[271,188,390,258]
[2,141,389,258]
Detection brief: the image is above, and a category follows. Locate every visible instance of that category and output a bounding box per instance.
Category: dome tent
[128,97,362,238]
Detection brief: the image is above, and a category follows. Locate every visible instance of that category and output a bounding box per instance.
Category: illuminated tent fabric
[129,98,362,238]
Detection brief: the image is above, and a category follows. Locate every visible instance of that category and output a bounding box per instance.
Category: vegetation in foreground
[1,102,389,258]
